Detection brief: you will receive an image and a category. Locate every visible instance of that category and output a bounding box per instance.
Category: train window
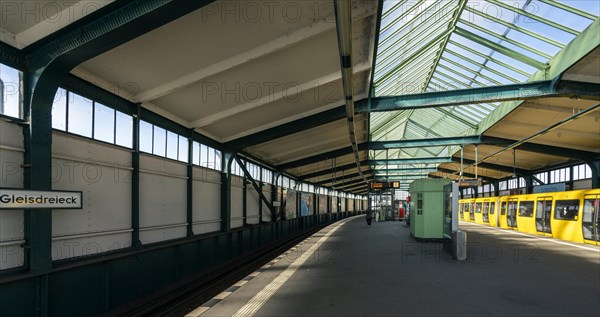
[519,201,534,217]
[475,203,482,213]
[490,202,495,215]
[501,202,506,215]
[554,200,580,220]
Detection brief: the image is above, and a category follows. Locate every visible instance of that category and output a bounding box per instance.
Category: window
[115,111,133,148]
[192,141,200,165]
[51,89,134,148]
[490,202,495,215]
[519,201,534,217]
[501,202,507,215]
[178,135,188,163]
[68,93,93,137]
[0,63,22,118]
[475,202,482,213]
[573,164,592,181]
[166,131,178,160]
[550,167,570,183]
[93,102,115,143]
[152,126,166,157]
[139,121,153,153]
[52,88,67,130]
[554,200,580,220]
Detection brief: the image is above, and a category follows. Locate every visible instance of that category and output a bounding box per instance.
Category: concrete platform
[185,216,600,317]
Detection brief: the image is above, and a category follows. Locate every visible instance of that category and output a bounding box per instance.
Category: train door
[507,199,518,229]
[498,199,508,228]
[582,195,600,245]
[482,201,490,224]
[474,202,483,224]
[469,202,475,221]
[535,197,553,237]
[489,201,497,227]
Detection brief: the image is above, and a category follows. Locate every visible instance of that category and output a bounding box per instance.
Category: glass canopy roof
[369,0,599,173]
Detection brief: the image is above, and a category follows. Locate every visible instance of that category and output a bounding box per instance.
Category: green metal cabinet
[409,178,452,240]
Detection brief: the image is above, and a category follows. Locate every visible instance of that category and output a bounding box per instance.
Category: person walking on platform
[365,209,373,226]
[375,209,380,223]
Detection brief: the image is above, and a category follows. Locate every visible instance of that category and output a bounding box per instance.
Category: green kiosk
[409,178,466,260]
[409,178,455,240]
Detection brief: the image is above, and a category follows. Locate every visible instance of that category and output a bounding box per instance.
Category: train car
[516,194,537,234]
[534,194,553,237]
[481,197,499,227]
[497,196,509,229]
[582,189,600,245]
[461,198,475,222]
[551,189,589,243]
[473,200,484,224]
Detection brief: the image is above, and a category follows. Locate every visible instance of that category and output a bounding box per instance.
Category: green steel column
[187,129,194,237]
[590,160,600,189]
[243,175,248,227]
[525,176,534,194]
[258,182,263,223]
[24,71,54,275]
[221,152,233,232]
[132,104,141,247]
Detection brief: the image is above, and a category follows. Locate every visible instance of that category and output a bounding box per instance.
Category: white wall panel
[261,185,272,222]
[246,186,260,224]
[51,133,132,259]
[573,179,592,190]
[192,166,221,234]
[231,176,244,228]
[51,231,131,261]
[139,154,187,244]
[0,121,24,269]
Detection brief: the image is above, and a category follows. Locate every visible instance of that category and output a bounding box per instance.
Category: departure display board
[369,181,400,189]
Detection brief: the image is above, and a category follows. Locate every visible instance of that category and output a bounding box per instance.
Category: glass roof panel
[370,0,599,170]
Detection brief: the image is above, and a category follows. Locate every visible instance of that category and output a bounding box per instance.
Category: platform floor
[185,216,600,317]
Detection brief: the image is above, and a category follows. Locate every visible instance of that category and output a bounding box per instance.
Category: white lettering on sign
[0,189,82,209]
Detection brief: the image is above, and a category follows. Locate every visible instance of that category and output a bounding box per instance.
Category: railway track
[111,224,328,317]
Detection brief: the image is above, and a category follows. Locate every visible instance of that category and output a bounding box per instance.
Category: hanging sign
[0,189,82,210]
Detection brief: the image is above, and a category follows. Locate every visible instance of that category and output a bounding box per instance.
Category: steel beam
[277,143,368,170]
[369,136,482,149]
[235,156,275,218]
[368,157,453,165]
[225,105,346,150]
[482,136,600,161]
[357,80,600,113]
[437,167,498,182]
[314,171,373,186]
[0,41,26,69]
[300,161,369,180]
[450,157,530,175]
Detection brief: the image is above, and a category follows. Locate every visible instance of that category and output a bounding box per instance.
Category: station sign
[457,178,481,187]
[370,181,400,189]
[0,189,82,210]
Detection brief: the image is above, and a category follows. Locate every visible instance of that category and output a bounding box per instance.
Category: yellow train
[459,189,600,245]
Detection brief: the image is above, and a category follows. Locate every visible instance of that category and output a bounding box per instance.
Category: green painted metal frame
[368,157,453,165]
[486,0,579,35]
[422,0,469,92]
[358,80,600,113]
[454,27,547,70]
[369,136,482,150]
[234,156,275,218]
